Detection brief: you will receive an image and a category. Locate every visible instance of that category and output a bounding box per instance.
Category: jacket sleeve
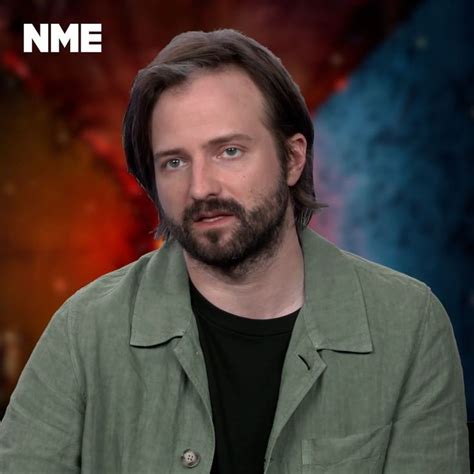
[0,302,84,473]
[383,290,470,473]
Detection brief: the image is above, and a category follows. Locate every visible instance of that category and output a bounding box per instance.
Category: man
[0,29,469,473]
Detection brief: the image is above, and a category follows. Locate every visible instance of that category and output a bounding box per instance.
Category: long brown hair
[123,29,325,240]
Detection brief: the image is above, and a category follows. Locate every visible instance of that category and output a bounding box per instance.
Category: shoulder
[346,249,430,321]
[340,249,454,353]
[306,226,438,341]
[342,249,429,304]
[302,228,431,316]
[56,246,168,341]
[67,249,156,313]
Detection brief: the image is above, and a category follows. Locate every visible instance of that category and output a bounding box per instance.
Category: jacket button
[181,449,200,468]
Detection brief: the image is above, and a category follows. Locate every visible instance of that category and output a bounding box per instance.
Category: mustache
[183,198,245,223]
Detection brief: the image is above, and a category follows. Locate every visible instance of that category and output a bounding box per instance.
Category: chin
[187,234,244,265]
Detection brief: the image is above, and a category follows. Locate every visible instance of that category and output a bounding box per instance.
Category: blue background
[314,0,474,418]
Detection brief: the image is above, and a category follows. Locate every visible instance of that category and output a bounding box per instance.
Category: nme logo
[23,24,102,53]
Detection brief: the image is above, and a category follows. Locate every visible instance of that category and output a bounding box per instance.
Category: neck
[183,215,305,320]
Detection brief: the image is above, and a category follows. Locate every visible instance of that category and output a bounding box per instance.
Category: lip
[193,210,232,222]
[193,214,235,228]
[193,211,234,222]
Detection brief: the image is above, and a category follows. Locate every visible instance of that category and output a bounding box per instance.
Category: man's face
[151,67,292,270]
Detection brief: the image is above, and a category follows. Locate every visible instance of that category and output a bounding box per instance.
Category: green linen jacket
[0,228,469,473]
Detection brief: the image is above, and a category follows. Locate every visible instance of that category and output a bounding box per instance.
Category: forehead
[150,67,269,147]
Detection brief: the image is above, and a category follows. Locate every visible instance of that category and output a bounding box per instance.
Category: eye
[221,147,242,159]
[163,158,184,169]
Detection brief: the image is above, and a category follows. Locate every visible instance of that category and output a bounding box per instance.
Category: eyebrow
[153,133,253,161]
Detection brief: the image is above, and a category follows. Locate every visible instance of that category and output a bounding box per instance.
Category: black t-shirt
[190,280,299,474]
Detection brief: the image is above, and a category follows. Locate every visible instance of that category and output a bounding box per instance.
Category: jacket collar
[298,228,372,353]
[130,227,372,353]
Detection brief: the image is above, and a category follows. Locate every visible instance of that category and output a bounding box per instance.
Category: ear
[286,133,307,186]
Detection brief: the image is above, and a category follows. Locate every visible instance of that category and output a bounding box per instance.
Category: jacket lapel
[264,228,373,470]
[128,240,213,417]
[129,240,192,347]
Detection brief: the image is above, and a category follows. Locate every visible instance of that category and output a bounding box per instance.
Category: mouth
[191,212,236,229]
[193,211,234,223]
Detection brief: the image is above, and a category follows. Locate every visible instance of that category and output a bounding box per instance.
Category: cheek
[155,176,188,216]
[249,166,279,195]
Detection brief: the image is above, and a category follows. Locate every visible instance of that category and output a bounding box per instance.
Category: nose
[189,158,222,201]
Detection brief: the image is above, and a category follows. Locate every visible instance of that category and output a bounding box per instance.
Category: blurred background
[0,0,472,422]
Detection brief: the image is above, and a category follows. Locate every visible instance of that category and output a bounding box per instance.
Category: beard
[161,173,290,273]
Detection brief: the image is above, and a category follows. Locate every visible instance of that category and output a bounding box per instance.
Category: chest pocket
[301,423,392,474]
